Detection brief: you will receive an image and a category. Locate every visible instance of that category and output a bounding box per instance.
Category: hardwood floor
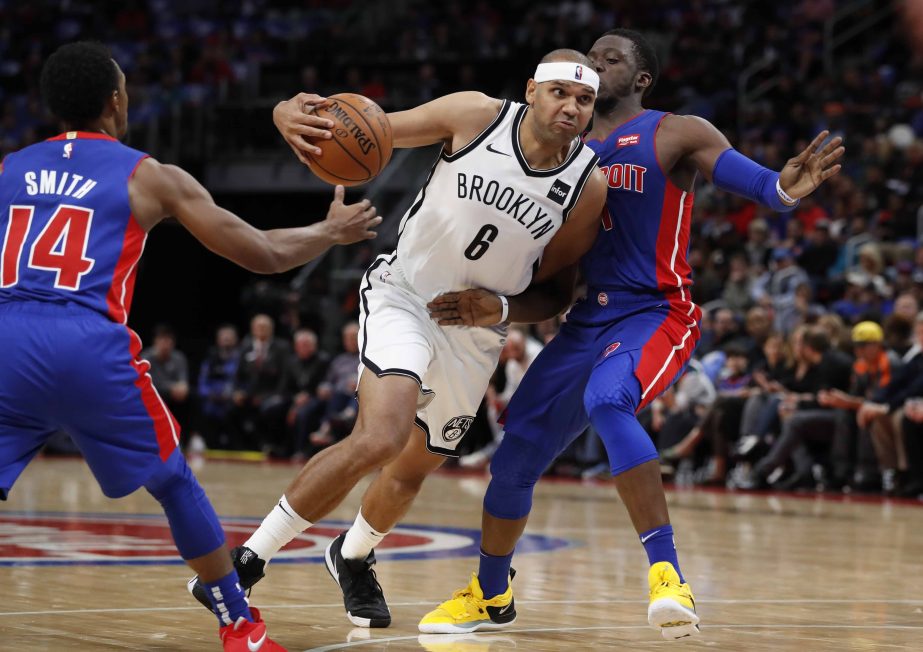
[2,457,920,650]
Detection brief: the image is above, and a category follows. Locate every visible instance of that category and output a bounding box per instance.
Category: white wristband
[498,295,509,323]
[776,178,798,206]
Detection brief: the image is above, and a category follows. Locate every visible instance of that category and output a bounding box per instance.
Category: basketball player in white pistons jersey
[187,49,608,628]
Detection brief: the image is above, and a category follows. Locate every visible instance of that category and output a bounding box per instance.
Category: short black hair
[802,328,831,355]
[723,343,749,359]
[602,28,659,97]
[153,323,176,340]
[40,41,119,127]
[539,48,593,68]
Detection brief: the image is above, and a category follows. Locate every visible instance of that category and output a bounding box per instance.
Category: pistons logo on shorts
[597,292,609,306]
[603,342,621,357]
[443,416,475,442]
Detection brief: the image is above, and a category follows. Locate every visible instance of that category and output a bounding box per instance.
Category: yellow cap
[852,321,884,343]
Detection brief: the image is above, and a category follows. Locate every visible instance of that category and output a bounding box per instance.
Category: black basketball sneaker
[324,531,392,627]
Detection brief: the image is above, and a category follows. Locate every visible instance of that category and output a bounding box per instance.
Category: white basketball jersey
[394,100,600,301]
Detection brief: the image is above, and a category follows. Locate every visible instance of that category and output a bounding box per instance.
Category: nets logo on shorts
[442,415,475,442]
[0,512,574,567]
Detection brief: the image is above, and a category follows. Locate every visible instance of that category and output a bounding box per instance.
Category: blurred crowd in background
[4,0,923,498]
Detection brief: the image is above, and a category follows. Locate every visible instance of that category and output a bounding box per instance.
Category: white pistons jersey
[395,100,600,301]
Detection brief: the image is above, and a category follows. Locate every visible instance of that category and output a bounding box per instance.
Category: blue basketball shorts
[502,290,702,456]
[0,301,180,499]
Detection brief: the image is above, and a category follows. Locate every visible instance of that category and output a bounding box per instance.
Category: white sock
[340,510,388,560]
[244,494,312,562]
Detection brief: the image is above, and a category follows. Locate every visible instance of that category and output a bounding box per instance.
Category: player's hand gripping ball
[305,93,393,186]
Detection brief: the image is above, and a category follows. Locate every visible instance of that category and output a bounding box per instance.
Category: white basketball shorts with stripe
[357,254,506,456]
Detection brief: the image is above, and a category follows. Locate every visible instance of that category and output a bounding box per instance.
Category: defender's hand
[324,185,381,244]
[778,130,845,201]
[273,93,334,164]
[428,289,503,326]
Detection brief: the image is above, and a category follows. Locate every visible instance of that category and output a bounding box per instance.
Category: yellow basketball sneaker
[647,561,700,640]
[418,571,516,634]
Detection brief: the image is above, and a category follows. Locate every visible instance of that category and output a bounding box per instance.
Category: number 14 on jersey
[1,204,95,290]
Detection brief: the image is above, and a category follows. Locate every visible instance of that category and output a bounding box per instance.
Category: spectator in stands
[755,247,811,332]
[307,321,361,450]
[856,313,923,494]
[745,218,773,271]
[740,326,852,489]
[459,327,544,469]
[197,324,240,450]
[698,307,746,357]
[286,329,331,461]
[816,321,900,491]
[892,291,919,322]
[738,331,795,445]
[232,314,291,452]
[798,218,838,284]
[496,328,543,407]
[882,313,914,358]
[900,397,923,498]
[661,346,747,484]
[142,324,190,436]
[721,253,755,313]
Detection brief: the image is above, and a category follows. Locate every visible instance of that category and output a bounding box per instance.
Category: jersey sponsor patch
[617,134,641,147]
[443,415,475,442]
[547,179,571,205]
[0,512,573,566]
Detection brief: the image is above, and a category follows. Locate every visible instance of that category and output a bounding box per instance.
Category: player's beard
[594,92,619,116]
[594,78,637,116]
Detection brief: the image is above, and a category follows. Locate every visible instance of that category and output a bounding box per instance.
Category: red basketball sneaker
[219,607,287,651]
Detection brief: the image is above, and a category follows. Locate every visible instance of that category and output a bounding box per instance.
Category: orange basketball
[305,93,393,186]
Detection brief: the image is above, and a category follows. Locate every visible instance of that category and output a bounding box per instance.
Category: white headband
[533,61,599,93]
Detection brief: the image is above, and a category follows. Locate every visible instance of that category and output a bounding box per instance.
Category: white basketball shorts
[357,254,506,455]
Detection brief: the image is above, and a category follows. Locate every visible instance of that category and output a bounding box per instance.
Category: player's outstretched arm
[384,92,502,148]
[427,265,579,327]
[131,159,381,274]
[669,115,844,208]
[273,90,502,162]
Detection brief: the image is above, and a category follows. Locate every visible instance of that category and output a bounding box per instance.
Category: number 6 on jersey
[1,204,95,290]
[464,224,499,261]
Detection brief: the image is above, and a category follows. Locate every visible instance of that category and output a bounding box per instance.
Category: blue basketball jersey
[580,110,693,298]
[0,133,183,500]
[0,132,149,323]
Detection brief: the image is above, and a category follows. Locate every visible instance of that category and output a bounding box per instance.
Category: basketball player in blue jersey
[423,29,844,639]
[0,41,379,652]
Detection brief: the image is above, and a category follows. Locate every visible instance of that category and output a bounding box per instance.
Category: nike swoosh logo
[498,604,512,614]
[248,631,267,651]
[486,143,511,156]
[277,500,293,518]
[640,530,661,544]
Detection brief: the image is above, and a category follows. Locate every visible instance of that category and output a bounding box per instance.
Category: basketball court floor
[2,456,921,650]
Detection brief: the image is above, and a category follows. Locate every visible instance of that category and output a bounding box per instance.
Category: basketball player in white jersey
[188,49,607,627]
